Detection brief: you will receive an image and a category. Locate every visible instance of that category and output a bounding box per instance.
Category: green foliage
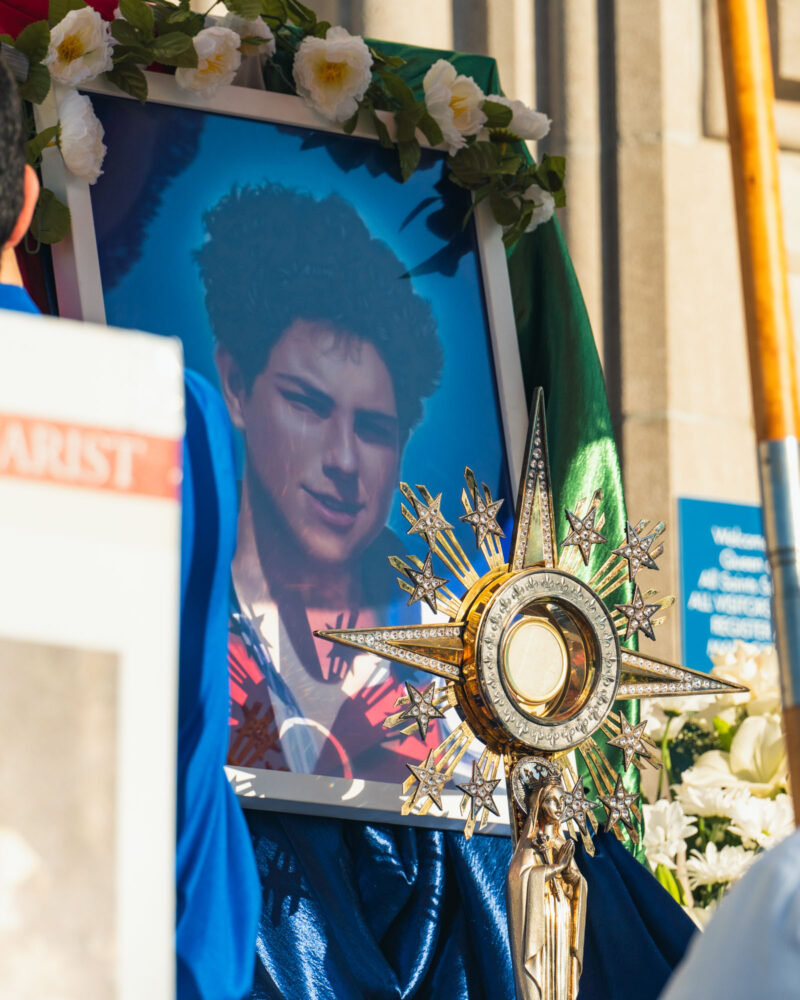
[48,0,87,27]
[26,124,59,166]
[14,21,51,65]
[119,0,154,36]
[654,863,686,905]
[151,31,196,64]
[227,0,263,19]
[31,188,71,244]
[106,59,148,102]
[713,715,736,752]
[18,62,51,104]
[481,98,512,130]
[668,722,719,785]
[16,0,565,250]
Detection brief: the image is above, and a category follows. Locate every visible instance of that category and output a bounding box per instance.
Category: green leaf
[226,0,262,18]
[369,46,404,69]
[151,31,194,61]
[370,110,392,149]
[165,7,192,24]
[397,138,420,182]
[112,42,153,66]
[106,60,148,101]
[342,108,359,135]
[416,111,443,148]
[713,716,735,752]
[110,19,142,47]
[481,98,513,130]
[284,0,315,28]
[261,0,288,22]
[31,188,71,245]
[654,864,686,905]
[489,191,521,228]
[394,107,416,144]
[14,21,50,65]
[379,70,416,108]
[49,0,87,28]
[312,20,330,38]
[26,124,59,166]
[18,62,51,103]
[119,0,155,37]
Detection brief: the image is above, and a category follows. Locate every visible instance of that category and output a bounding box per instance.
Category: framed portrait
[39,71,527,832]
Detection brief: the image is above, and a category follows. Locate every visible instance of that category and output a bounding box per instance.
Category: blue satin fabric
[178,372,260,999]
[246,811,694,1000]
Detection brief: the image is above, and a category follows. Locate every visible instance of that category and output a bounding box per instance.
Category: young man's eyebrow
[274,373,333,406]
[275,373,399,425]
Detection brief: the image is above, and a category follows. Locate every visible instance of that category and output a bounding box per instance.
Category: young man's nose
[322,416,358,478]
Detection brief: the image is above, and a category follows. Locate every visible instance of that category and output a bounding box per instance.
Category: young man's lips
[302,487,364,527]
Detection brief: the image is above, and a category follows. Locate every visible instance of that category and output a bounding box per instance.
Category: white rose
[44,7,113,86]
[176,26,242,97]
[488,95,550,141]
[58,90,107,184]
[686,841,756,888]
[423,59,487,155]
[521,183,555,232]
[727,793,795,849]
[643,800,698,870]
[292,26,372,123]
[218,13,276,59]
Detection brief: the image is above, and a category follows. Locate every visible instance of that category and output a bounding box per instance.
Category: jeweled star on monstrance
[315,388,747,996]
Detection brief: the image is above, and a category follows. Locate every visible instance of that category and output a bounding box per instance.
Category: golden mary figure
[507,757,587,1000]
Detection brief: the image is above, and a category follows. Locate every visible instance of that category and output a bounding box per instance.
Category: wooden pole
[717,0,800,820]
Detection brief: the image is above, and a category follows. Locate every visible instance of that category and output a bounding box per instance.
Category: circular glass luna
[501,616,569,706]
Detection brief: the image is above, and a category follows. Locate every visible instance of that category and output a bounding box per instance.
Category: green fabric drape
[370,42,644,858]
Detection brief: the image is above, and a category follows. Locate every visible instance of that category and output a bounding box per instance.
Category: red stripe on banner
[0,413,181,500]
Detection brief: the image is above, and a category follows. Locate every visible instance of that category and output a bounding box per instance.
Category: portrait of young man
[197,184,446,781]
[81,96,515,795]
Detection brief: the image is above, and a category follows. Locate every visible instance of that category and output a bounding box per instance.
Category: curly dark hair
[0,55,25,248]
[195,184,443,439]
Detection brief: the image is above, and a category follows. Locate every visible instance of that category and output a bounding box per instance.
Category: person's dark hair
[0,55,26,248]
[195,184,443,438]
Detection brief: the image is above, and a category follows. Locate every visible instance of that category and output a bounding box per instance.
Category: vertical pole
[717,0,800,820]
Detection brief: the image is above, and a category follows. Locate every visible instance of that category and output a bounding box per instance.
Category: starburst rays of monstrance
[316,389,746,999]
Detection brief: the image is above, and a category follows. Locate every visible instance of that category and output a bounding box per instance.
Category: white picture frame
[38,71,527,834]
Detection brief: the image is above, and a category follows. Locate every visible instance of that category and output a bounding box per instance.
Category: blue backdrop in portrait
[88,94,514,540]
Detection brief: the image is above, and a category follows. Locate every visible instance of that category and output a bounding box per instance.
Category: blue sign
[678,497,773,672]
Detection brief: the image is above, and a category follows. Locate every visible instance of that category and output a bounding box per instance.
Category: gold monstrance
[316,390,746,1000]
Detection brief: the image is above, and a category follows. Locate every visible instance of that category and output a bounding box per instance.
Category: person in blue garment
[0,53,259,1000]
[196,183,448,782]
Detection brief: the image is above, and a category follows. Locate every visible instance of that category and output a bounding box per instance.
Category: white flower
[521,183,555,232]
[58,90,106,184]
[674,777,747,818]
[643,800,697,870]
[686,841,756,888]
[710,642,781,717]
[44,7,113,86]
[423,59,487,155]
[292,26,372,123]
[684,899,719,931]
[728,713,788,795]
[488,95,550,141]
[727,794,795,849]
[175,26,242,97]
[218,13,275,59]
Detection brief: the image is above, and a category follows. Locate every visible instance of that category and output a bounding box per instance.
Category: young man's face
[237,318,402,566]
